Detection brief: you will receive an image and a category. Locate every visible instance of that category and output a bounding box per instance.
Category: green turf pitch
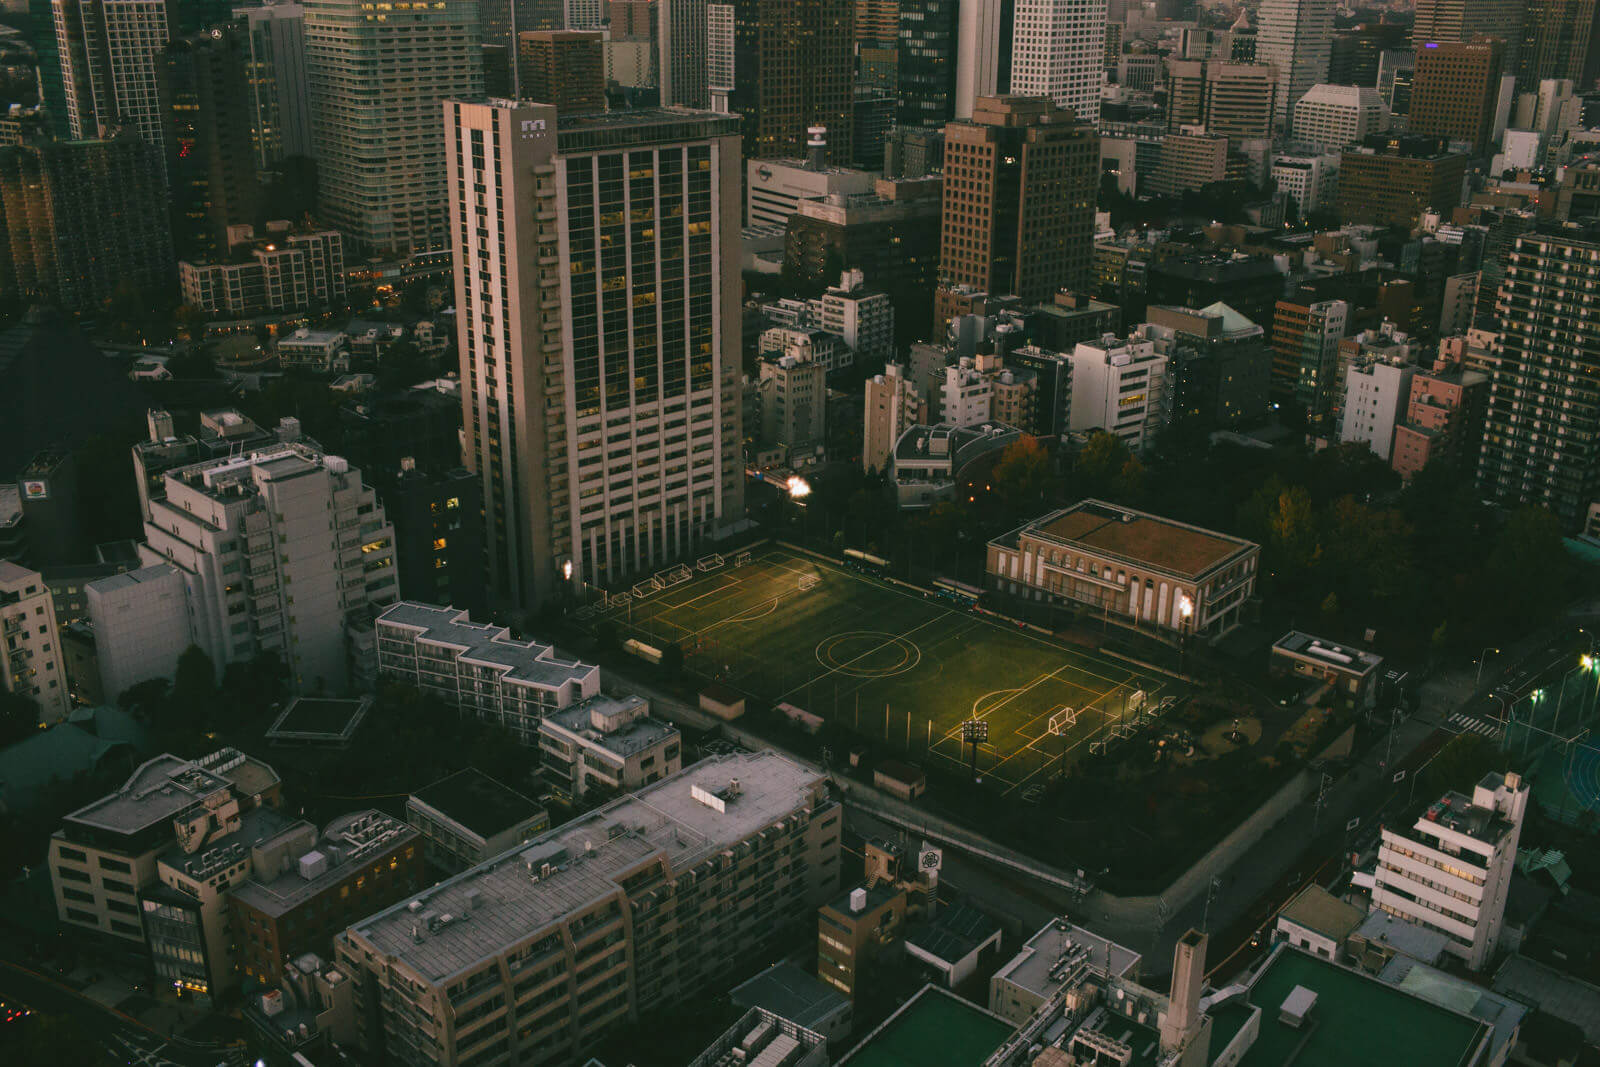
[598,548,1179,794]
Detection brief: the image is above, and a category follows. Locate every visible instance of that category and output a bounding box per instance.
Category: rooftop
[906,901,1002,964]
[892,422,1020,466]
[1352,910,1452,966]
[1272,630,1384,677]
[345,752,827,985]
[823,883,902,919]
[1410,788,1513,847]
[1229,945,1490,1067]
[994,919,1142,1000]
[65,749,276,837]
[839,985,1013,1067]
[409,768,546,842]
[265,696,371,744]
[1277,884,1366,944]
[231,811,417,918]
[732,960,852,1034]
[1009,499,1257,580]
[1379,955,1525,1065]
[378,602,597,691]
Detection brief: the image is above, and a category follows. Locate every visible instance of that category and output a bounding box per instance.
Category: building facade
[0,560,69,725]
[713,0,855,163]
[986,500,1259,637]
[517,29,606,113]
[863,363,927,474]
[407,768,551,873]
[447,102,745,608]
[161,27,260,261]
[335,752,841,1066]
[1007,0,1105,125]
[1408,39,1504,155]
[179,226,346,316]
[1291,83,1389,154]
[1067,334,1169,455]
[1256,0,1334,129]
[235,1,313,167]
[537,693,682,797]
[53,0,176,150]
[1337,137,1467,230]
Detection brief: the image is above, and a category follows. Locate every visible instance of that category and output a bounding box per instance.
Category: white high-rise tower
[1007,0,1106,125]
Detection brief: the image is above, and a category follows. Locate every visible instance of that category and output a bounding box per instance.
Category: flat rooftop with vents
[839,984,1015,1067]
[409,768,547,846]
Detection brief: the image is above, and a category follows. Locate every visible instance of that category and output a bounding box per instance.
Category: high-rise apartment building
[304,0,482,256]
[0,132,172,312]
[935,95,1098,330]
[1068,334,1170,454]
[658,0,708,106]
[757,351,828,461]
[518,30,606,113]
[335,751,841,1065]
[1371,771,1528,971]
[1256,0,1335,129]
[1203,62,1278,140]
[1008,0,1106,125]
[0,560,68,725]
[1337,136,1468,228]
[1409,39,1504,154]
[179,225,346,316]
[1290,83,1390,154]
[1478,225,1600,522]
[90,438,398,694]
[446,102,744,607]
[1269,298,1349,419]
[234,1,313,166]
[897,0,961,129]
[715,0,855,163]
[52,0,176,149]
[1516,0,1600,89]
[161,28,260,261]
[863,362,927,473]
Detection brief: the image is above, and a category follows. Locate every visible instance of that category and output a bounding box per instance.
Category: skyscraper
[53,0,177,149]
[304,0,482,256]
[716,0,855,162]
[1515,0,1600,90]
[161,28,260,260]
[659,0,709,106]
[953,0,1014,119]
[518,29,606,113]
[1008,0,1106,124]
[1478,225,1600,523]
[934,95,1098,329]
[1256,0,1335,129]
[897,0,960,128]
[1409,39,1504,155]
[235,1,313,166]
[446,101,745,608]
[1414,0,1523,71]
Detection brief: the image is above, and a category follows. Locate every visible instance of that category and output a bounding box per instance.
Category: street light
[1475,647,1501,689]
[1178,594,1194,673]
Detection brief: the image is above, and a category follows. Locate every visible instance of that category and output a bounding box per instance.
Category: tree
[4,1013,115,1065]
[1481,506,1573,633]
[989,437,1055,520]
[0,689,38,746]
[1075,431,1134,500]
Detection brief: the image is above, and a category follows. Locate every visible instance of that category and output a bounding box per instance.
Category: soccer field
[586,547,1183,795]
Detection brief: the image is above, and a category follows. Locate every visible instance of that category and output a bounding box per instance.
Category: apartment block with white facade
[84,564,190,705]
[1291,84,1390,154]
[538,693,682,797]
[375,601,600,745]
[818,269,894,367]
[102,438,398,694]
[1271,153,1340,213]
[1339,357,1415,461]
[0,560,69,725]
[1370,771,1529,971]
[1067,334,1170,454]
[335,752,841,1066]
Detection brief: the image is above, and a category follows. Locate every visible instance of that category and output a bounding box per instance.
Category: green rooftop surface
[841,987,1013,1067]
[1206,999,1255,1062]
[1237,947,1489,1067]
[271,696,367,736]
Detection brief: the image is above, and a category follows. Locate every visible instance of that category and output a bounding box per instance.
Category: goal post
[733,550,753,567]
[1047,707,1078,735]
[697,553,725,572]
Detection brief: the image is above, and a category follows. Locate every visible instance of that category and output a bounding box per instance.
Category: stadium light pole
[962,718,989,781]
[1178,594,1194,673]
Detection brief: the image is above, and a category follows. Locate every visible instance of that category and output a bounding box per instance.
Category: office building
[83,564,189,705]
[49,748,282,948]
[406,768,551,873]
[1337,137,1467,229]
[447,102,745,607]
[235,1,311,166]
[538,693,682,797]
[818,269,893,366]
[1477,227,1600,521]
[1327,21,1411,87]
[1067,334,1169,455]
[179,225,346,316]
[935,96,1097,330]
[1516,0,1600,89]
[756,350,828,465]
[1256,0,1335,130]
[1339,357,1416,460]
[953,0,1013,120]
[746,142,875,228]
[863,363,928,474]
[304,0,482,255]
[1371,771,1529,971]
[1291,83,1390,154]
[1391,359,1488,481]
[1144,303,1271,431]
[1024,290,1119,354]
[1270,298,1349,419]
[1409,40,1504,154]
[1414,0,1524,70]
[1272,153,1339,214]
[1147,131,1228,197]
[1144,255,1284,329]
[52,0,176,150]
[817,884,906,997]
[0,133,172,312]
[897,0,960,129]
[0,560,68,725]
[1008,0,1105,126]
[162,28,260,260]
[518,30,606,114]
[986,500,1259,637]
[1202,61,1278,140]
[715,0,855,163]
[335,752,841,1064]
[989,918,1140,1026]
[658,0,708,107]
[90,439,397,695]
